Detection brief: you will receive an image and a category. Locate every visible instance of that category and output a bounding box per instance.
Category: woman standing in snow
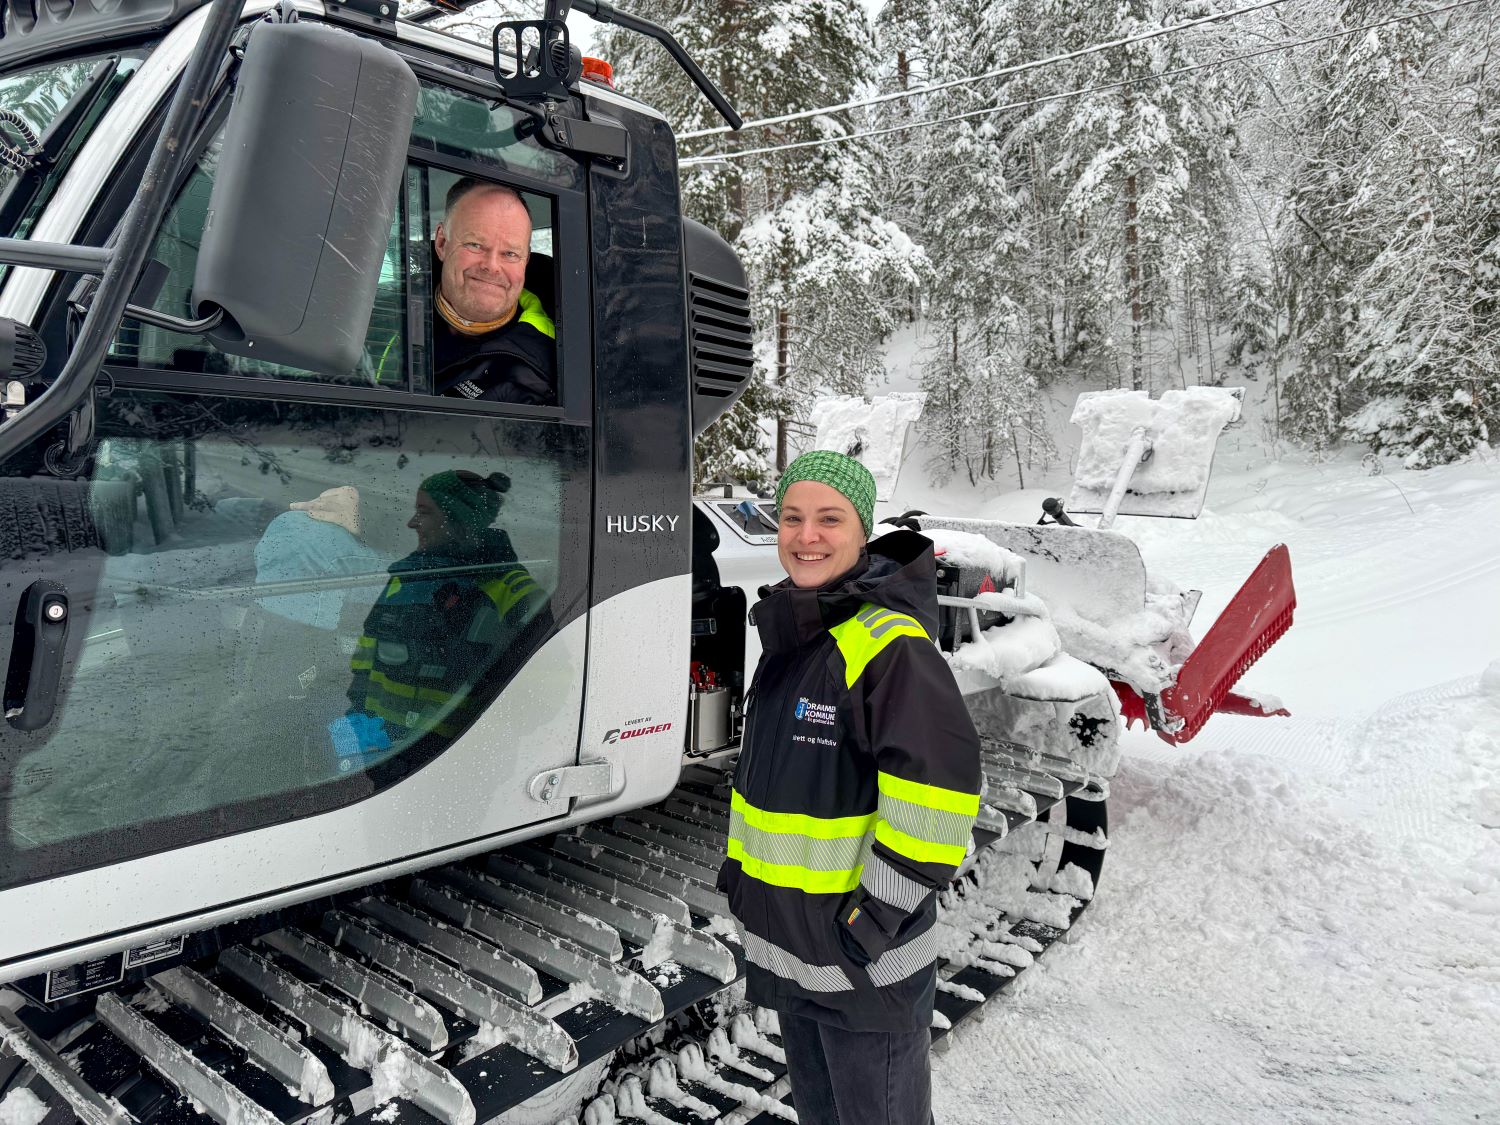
[718,450,983,1124]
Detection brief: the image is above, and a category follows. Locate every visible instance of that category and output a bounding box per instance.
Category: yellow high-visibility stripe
[368,669,453,705]
[877,771,980,817]
[874,820,968,867]
[351,635,376,672]
[730,790,875,840]
[828,603,929,688]
[481,571,542,615]
[517,288,556,340]
[726,839,862,894]
[364,694,462,738]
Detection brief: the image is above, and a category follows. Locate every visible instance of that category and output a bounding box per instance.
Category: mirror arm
[70,298,225,337]
[0,0,247,471]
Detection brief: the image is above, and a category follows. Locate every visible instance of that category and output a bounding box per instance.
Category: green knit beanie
[775,450,876,536]
[420,470,509,534]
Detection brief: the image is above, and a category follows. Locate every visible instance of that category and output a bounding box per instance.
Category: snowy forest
[424,0,1500,489]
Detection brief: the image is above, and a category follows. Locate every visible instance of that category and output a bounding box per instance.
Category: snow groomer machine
[0,0,1295,1120]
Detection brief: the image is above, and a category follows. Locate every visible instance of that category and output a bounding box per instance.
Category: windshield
[0,49,148,284]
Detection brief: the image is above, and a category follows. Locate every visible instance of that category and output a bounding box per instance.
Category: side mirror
[192,21,417,376]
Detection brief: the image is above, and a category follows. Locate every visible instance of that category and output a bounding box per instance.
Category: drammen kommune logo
[794,697,836,726]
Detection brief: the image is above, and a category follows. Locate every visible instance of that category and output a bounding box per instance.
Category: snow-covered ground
[927,443,1500,1123]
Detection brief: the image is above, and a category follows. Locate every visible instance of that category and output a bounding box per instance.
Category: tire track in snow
[1335,675,1486,847]
[1297,550,1500,629]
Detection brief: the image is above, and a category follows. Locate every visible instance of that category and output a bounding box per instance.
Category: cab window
[106,78,573,402]
[107,124,412,387]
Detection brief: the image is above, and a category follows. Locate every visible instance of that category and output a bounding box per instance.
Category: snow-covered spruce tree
[601,2,926,480]
[1268,0,1436,450]
[1026,0,1244,392]
[894,1,1053,488]
[1335,5,1500,465]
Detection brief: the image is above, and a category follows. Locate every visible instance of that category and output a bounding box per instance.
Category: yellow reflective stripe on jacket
[517,288,555,339]
[367,669,452,705]
[731,789,875,840]
[480,569,542,616]
[874,771,978,868]
[728,789,873,894]
[364,692,462,738]
[828,602,929,688]
[351,635,376,672]
[873,821,967,867]
[877,771,981,818]
[726,840,862,894]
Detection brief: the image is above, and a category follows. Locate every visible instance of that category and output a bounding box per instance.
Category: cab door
[0,72,593,975]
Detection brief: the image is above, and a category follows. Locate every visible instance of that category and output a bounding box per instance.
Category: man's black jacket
[434,288,556,406]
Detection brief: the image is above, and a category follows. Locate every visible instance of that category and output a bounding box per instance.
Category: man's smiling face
[434,186,532,325]
[777,480,866,589]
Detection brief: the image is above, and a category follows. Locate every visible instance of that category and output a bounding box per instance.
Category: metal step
[409,879,666,1023]
[218,946,476,1125]
[354,894,544,1004]
[94,993,284,1125]
[147,965,334,1105]
[258,927,449,1052]
[484,854,737,984]
[316,909,579,1073]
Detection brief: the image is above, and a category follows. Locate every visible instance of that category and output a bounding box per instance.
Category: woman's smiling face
[777,480,866,588]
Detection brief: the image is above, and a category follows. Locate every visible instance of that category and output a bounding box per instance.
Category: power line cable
[681,0,1483,167]
[678,0,1295,140]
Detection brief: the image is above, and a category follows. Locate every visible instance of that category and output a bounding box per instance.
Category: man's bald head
[434,180,533,325]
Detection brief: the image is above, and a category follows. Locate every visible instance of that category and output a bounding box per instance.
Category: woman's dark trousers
[777,1011,934,1125]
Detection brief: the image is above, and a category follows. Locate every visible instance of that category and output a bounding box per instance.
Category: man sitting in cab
[433,177,556,405]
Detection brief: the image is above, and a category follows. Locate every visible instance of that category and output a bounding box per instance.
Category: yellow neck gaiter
[436,290,517,337]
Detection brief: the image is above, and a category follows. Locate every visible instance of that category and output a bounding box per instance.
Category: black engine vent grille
[689,272,753,435]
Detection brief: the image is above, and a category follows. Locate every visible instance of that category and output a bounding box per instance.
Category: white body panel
[574,573,690,811]
[0,577,690,984]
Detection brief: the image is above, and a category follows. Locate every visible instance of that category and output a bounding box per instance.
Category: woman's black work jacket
[719,530,983,1032]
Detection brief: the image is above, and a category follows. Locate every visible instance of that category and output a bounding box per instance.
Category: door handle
[5,580,70,731]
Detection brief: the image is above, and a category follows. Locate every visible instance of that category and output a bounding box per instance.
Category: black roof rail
[403,0,740,129]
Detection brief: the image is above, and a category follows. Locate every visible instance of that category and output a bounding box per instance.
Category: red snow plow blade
[1158,543,1295,743]
[1114,544,1296,744]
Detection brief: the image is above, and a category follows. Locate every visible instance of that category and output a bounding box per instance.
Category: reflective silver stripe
[855,604,925,640]
[879,794,974,851]
[866,924,938,988]
[728,808,868,873]
[860,849,929,913]
[739,929,854,993]
[869,612,922,639]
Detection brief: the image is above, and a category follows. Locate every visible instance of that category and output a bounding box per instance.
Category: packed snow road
[930,454,1500,1124]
